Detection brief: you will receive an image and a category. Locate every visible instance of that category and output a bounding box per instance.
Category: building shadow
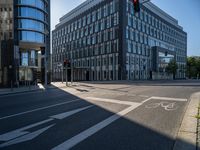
[34,84,198,150]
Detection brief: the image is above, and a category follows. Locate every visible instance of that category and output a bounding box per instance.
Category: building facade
[52,0,187,81]
[0,0,50,87]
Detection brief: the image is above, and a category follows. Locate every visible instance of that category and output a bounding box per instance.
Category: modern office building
[0,0,50,87]
[52,0,187,81]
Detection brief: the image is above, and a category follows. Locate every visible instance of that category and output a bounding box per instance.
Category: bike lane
[71,98,187,150]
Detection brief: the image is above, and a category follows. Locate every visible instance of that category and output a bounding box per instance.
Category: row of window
[54,0,119,38]
[127,1,186,42]
[127,15,186,50]
[53,53,119,70]
[19,31,44,43]
[18,0,46,10]
[53,12,119,41]
[127,40,150,56]
[20,50,38,66]
[18,19,45,32]
[53,39,119,62]
[53,27,119,50]
[18,7,45,21]
[0,7,12,12]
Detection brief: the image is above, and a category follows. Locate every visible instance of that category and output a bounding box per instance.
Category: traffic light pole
[66,66,68,86]
[70,51,73,85]
[62,66,63,83]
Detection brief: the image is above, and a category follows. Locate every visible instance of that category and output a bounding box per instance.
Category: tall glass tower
[0,0,50,87]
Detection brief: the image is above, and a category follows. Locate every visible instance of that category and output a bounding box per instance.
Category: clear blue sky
[51,0,200,56]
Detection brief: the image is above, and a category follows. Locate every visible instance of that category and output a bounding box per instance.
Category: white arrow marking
[0,118,53,141]
[0,105,93,142]
[0,124,55,148]
[51,105,94,119]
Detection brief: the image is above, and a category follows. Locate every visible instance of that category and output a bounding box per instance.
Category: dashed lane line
[0,99,80,120]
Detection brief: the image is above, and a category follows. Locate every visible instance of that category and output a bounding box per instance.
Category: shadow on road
[0,84,196,150]
[44,85,196,150]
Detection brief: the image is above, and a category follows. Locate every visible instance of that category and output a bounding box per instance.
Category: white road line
[141,97,153,103]
[138,95,149,98]
[51,105,93,119]
[0,105,93,143]
[0,118,54,141]
[86,97,136,106]
[0,90,44,98]
[51,103,141,150]
[151,96,187,102]
[0,99,80,120]
[0,124,55,148]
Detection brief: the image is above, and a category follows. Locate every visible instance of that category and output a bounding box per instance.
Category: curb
[173,92,200,150]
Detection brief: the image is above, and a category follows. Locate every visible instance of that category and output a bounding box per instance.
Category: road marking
[51,103,141,150]
[51,105,93,119]
[86,97,136,106]
[141,97,153,103]
[0,124,55,148]
[0,90,44,98]
[138,95,149,98]
[0,99,80,120]
[145,102,178,111]
[0,118,53,141]
[0,105,93,148]
[151,96,187,102]
[141,96,187,103]
[51,96,186,149]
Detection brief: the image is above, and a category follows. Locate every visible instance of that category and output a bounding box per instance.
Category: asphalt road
[0,80,200,150]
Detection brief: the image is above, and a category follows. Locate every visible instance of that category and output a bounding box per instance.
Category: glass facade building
[0,0,50,87]
[52,0,187,81]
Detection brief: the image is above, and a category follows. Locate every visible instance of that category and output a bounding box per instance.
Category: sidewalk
[0,82,80,96]
[173,92,200,150]
[0,84,45,96]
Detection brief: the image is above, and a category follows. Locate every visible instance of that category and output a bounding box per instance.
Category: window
[21,52,28,66]
[19,31,44,43]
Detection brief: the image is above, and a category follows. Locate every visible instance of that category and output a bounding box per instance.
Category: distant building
[52,0,187,81]
[0,0,51,87]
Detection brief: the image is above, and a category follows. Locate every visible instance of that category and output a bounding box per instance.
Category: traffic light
[63,59,68,67]
[41,47,45,55]
[133,0,140,13]
[63,59,71,68]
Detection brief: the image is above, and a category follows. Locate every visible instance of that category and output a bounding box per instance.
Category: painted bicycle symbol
[145,102,178,111]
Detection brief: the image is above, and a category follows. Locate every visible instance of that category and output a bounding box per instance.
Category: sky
[51,0,200,56]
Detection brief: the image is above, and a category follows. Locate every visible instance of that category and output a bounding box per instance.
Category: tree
[187,57,200,79]
[196,58,200,79]
[166,60,178,80]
